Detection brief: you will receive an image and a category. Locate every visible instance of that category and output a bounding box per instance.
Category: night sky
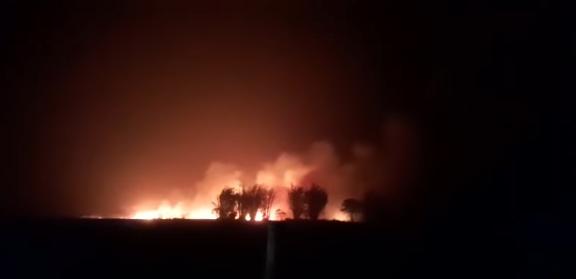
[1,1,573,228]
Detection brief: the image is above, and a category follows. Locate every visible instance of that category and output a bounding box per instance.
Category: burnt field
[0,219,513,278]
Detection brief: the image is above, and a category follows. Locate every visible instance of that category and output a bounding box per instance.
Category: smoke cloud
[124,115,418,220]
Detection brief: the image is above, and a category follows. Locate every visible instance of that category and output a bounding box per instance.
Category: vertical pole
[264,222,275,279]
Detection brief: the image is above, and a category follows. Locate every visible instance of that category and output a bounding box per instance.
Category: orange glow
[128,203,350,221]
[255,154,314,187]
[186,207,217,219]
[254,210,264,221]
[128,202,272,221]
[118,155,353,222]
[131,201,217,220]
[241,210,265,222]
[331,211,349,222]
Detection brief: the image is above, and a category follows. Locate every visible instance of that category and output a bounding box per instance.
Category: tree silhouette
[261,188,275,221]
[213,187,239,220]
[238,185,267,221]
[304,184,328,220]
[237,186,250,220]
[341,198,363,222]
[288,186,306,220]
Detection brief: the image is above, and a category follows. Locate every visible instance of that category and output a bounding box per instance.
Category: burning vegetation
[212,185,275,221]
[130,184,345,222]
[107,117,416,223]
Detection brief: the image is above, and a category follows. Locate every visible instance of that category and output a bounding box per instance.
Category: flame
[120,153,352,222]
[186,207,217,219]
[131,201,217,220]
[128,204,349,221]
[331,211,349,222]
[241,210,265,222]
[126,158,312,221]
[254,210,264,221]
[129,202,270,222]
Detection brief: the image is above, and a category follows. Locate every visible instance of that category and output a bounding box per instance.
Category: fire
[120,152,353,222]
[186,207,217,219]
[331,211,349,222]
[129,201,270,222]
[255,211,264,221]
[125,161,308,222]
[131,201,217,220]
[243,210,265,221]
[128,202,348,222]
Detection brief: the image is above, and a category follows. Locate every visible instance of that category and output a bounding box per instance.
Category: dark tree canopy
[341,198,363,222]
[238,185,268,221]
[213,185,276,221]
[213,184,330,221]
[261,187,275,220]
[213,187,238,220]
[304,184,328,220]
[288,186,306,220]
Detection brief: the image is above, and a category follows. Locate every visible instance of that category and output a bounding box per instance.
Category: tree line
[212,184,365,222]
[213,185,276,221]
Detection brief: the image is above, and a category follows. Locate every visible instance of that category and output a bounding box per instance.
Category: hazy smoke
[155,143,380,219]
[122,116,417,220]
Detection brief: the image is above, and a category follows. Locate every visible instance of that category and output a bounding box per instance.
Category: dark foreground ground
[0,219,515,278]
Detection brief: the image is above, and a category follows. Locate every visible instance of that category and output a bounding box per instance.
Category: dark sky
[1,1,573,223]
